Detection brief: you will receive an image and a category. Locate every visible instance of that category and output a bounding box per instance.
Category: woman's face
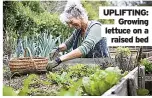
[67,17,82,29]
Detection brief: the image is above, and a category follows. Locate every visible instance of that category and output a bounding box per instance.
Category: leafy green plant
[22,36,37,57]
[82,67,122,96]
[46,64,101,90]
[47,72,70,85]
[4,1,73,58]
[3,74,39,96]
[115,47,133,72]
[137,88,149,96]
[116,47,131,57]
[3,86,17,96]
[58,79,82,96]
[65,64,100,78]
[140,58,152,73]
[18,74,39,96]
[4,65,125,96]
[4,1,114,59]
[12,32,60,58]
[37,32,61,58]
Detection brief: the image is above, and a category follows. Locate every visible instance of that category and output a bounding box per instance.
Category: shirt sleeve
[78,24,101,56]
[64,30,76,50]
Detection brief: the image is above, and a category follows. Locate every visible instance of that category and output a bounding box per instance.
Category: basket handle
[24,47,32,59]
[24,47,38,70]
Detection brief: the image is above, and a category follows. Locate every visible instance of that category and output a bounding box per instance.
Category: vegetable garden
[3,47,152,96]
[3,0,152,96]
[3,64,125,96]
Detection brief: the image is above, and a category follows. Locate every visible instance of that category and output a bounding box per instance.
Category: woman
[46,1,109,71]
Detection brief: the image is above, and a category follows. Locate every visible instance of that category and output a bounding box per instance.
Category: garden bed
[3,58,145,96]
[103,66,145,96]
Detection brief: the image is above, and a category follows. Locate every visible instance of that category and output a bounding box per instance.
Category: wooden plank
[128,76,137,96]
[138,66,145,88]
[123,67,138,86]
[110,49,152,53]
[102,78,128,96]
[61,58,115,66]
[102,67,139,96]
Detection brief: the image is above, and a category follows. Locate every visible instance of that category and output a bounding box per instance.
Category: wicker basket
[9,47,48,73]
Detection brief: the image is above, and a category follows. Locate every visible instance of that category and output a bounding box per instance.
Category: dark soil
[3,65,62,96]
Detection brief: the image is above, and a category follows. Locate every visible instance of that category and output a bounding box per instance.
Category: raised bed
[4,58,146,96]
[59,58,145,96]
[102,66,145,96]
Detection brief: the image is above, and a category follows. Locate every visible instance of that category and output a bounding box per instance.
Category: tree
[82,0,114,24]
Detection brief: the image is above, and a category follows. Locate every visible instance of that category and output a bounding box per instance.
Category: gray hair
[60,0,88,24]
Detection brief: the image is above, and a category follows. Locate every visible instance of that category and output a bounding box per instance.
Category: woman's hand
[46,57,62,71]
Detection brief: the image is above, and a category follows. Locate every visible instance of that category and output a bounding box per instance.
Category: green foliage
[65,64,100,78]
[13,32,60,58]
[105,66,122,75]
[20,74,53,96]
[3,28,18,57]
[46,66,123,96]
[3,74,39,96]
[82,1,109,20]
[46,72,72,86]
[18,74,39,96]
[3,74,53,96]
[4,1,113,57]
[46,64,100,89]
[4,1,72,57]
[82,0,114,24]
[3,86,17,96]
[116,47,131,57]
[82,67,122,96]
[140,58,152,73]
[58,79,82,96]
[22,1,45,13]
[37,33,61,57]
[137,88,149,96]
[4,1,37,36]
[4,1,72,38]
[4,64,124,96]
